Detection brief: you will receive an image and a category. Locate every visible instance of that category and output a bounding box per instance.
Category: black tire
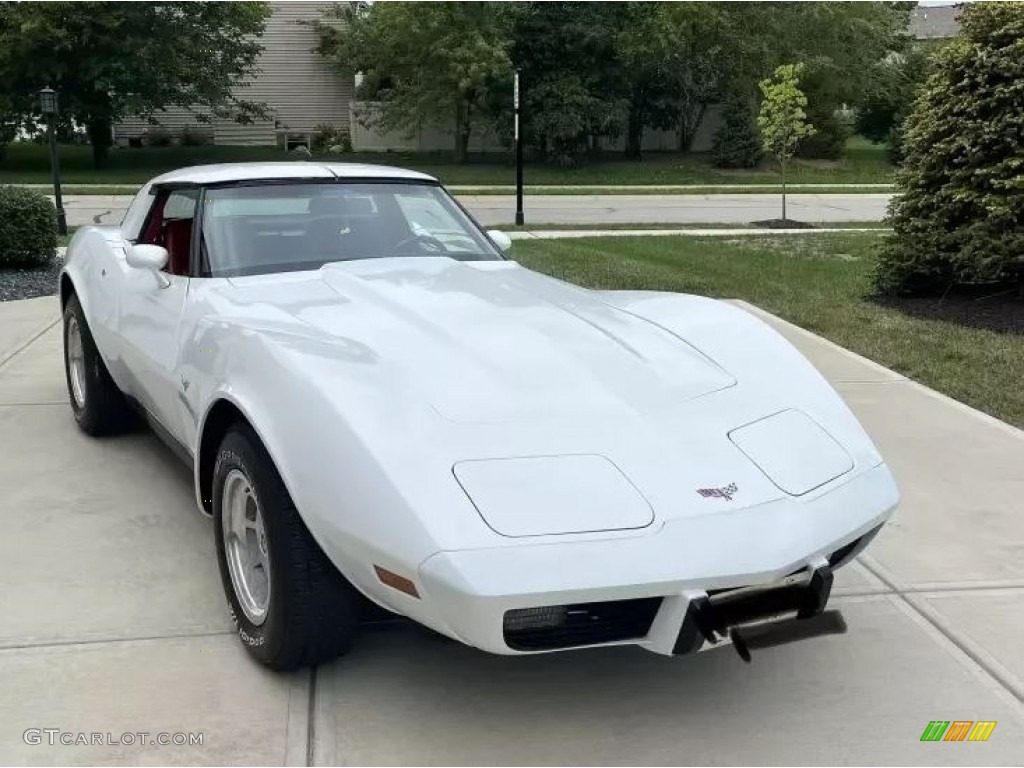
[213,423,360,670]
[62,294,134,436]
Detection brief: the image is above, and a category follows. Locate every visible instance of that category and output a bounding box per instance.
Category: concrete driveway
[0,296,1022,765]
[58,192,891,228]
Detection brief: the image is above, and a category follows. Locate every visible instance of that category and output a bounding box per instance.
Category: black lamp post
[39,86,67,235]
[514,70,524,226]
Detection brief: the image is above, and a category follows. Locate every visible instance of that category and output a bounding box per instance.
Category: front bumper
[416,463,898,655]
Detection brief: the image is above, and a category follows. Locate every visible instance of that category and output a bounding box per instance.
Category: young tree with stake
[757,64,816,222]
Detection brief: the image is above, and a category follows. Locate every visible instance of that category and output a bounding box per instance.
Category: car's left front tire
[213,423,361,670]
[62,294,134,435]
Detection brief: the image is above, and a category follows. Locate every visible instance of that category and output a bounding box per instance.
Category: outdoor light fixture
[39,86,59,116]
[39,86,68,235]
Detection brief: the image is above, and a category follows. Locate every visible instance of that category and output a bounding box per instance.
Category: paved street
[57,192,891,228]
[1,296,1022,765]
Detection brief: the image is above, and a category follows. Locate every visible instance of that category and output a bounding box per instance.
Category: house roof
[909,4,962,40]
[149,162,437,186]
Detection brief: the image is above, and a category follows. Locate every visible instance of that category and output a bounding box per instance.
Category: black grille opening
[503,597,663,651]
[828,523,884,568]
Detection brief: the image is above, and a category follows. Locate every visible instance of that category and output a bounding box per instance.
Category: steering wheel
[393,234,449,255]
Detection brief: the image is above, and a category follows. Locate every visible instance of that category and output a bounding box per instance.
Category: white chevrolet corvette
[60,163,898,669]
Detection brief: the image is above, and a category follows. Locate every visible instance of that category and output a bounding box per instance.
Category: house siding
[248,1,352,136]
[114,1,353,145]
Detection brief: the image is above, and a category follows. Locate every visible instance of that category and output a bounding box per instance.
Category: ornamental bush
[875,3,1024,295]
[0,186,58,268]
[311,123,352,154]
[712,97,763,169]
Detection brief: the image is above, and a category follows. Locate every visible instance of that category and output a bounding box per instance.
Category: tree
[757,64,816,221]
[875,3,1024,295]
[315,2,512,163]
[855,43,932,163]
[507,2,627,165]
[712,95,763,169]
[747,2,913,159]
[0,2,270,167]
[615,3,691,160]
[658,2,911,159]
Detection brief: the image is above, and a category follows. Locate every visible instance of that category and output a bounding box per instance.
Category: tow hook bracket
[673,565,844,662]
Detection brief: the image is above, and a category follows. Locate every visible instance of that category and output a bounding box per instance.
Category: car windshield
[199,182,502,277]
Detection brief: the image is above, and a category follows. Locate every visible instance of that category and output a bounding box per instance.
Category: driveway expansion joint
[0,628,235,653]
[0,316,59,372]
[858,555,1024,706]
[306,666,318,767]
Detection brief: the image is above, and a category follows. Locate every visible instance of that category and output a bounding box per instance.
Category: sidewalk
[0,296,1021,764]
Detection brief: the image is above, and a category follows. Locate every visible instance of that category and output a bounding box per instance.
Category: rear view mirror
[487,229,513,254]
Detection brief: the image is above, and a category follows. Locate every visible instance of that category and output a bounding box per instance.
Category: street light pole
[39,86,67,236]
[514,70,524,226]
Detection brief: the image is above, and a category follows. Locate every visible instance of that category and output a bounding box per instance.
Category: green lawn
[512,233,1024,428]
[504,222,891,231]
[1,136,894,186]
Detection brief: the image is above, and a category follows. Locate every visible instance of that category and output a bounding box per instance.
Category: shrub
[180,125,212,146]
[796,106,848,160]
[0,186,58,268]
[712,97,763,169]
[141,126,173,147]
[875,3,1024,294]
[310,123,352,153]
[885,121,906,165]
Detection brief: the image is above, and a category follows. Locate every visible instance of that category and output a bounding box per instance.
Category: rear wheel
[62,294,134,435]
[213,423,360,669]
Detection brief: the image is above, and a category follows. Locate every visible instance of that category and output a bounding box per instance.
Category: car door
[117,188,197,444]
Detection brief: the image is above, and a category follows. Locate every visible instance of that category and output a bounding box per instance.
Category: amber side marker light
[374,565,420,598]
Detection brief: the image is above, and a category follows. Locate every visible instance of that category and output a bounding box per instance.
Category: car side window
[138,189,197,277]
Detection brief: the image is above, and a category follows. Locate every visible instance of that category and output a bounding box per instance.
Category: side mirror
[487,229,513,254]
[126,244,170,287]
[127,244,169,271]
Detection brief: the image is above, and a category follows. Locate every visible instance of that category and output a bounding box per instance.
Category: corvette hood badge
[697,483,738,501]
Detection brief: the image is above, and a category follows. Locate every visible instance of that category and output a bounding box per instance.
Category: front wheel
[62,294,134,435]
[213,423,360,669]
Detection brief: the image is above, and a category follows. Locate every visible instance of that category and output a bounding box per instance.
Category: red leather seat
[162,219,193,276]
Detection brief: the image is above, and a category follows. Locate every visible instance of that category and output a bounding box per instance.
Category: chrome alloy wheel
[66,316,86,409]
[222,469,272,625]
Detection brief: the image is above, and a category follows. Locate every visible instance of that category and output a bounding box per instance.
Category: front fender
[60,226,131,385]
[188,321,450,619]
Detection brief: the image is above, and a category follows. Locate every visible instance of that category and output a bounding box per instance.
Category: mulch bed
[750,218,816,229]
[875,288,1024,335]
[0,258,62,302]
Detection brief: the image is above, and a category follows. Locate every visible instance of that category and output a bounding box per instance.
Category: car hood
[227,257,735,424]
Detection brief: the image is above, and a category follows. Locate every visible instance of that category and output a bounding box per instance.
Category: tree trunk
[625,104,643,160]
[455,128,470,164]
[454,102,471,164]
[678,103,707,152]
[87,116,112,169]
